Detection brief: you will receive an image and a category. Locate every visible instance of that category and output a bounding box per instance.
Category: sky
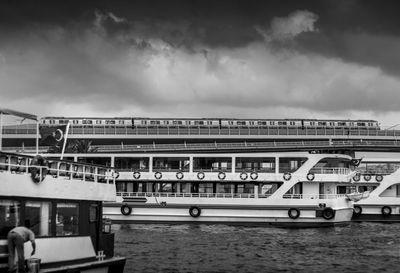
[1,0,400,127]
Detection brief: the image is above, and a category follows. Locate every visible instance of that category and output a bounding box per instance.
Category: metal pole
[60,122,70,160]
[0,112,3,151]
[36,120,39,155]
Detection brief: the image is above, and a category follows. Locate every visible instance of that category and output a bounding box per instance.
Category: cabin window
[25,201,52,236]
[56,203,79,236]
[279,157,308,173]
[89,204,99,222]
[198,183,214,193]
[216,183,232,194]
[0,200,21,237]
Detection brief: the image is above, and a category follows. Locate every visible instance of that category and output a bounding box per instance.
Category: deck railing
[117,192,347,199]
[5,139,400,154]
[0,152,115,184]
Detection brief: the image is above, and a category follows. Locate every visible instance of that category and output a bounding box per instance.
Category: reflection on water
[114,223,400,273]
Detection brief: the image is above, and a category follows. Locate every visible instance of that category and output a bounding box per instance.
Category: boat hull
[104,197,354,228]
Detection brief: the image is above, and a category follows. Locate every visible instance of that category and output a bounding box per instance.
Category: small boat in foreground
[0,151,126,272]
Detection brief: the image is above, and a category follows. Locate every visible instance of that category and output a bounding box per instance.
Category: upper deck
[0,152,117,202]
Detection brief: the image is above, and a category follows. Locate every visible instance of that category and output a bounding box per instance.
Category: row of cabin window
[44,119,377,127]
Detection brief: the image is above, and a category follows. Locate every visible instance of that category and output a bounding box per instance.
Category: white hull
[104,196,354,227]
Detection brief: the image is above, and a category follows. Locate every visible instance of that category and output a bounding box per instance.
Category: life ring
[322,207,335,220]
[154,172,162,180]
[381,206,392,216]
[353,174,361,182]
[176,171,184,180]
[29,155,48,183]
[306,173,315,181]
[283,173,291,181]
[240,172,248,180]
[197,172,205,180]
[363,174,371,181]
[250,172,258,180]
[375,174,383,182]
[288,208,300,219]
[133,171,141,179]
[218,172,226,180]
[353,205,362,216]
[189,206,201,218]
[121,204,132,215]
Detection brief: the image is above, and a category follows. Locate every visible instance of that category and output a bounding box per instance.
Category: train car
[40,117,380,130]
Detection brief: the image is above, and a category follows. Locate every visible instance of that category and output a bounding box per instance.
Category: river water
[114,222,400,273]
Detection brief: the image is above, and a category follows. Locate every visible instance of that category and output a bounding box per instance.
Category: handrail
[0,153,115,184]
[4,139,400,153]
[117,192,347,199]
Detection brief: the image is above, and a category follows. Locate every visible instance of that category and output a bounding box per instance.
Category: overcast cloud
[1,0,400,126]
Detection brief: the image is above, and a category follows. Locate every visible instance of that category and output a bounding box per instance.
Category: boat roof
[0,108,38,121]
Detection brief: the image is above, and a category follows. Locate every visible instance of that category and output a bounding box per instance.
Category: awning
[0,108,38,121]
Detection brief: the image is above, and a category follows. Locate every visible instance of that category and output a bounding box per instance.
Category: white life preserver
[218,172,226,180]
[133,171,141,179]
[197,172,205,180]
[283,172,291,181]
[306,173,315,181]
[240,172,248,180]
[154,172,162,180]
[250,172,258,180]
[176,171,184,180]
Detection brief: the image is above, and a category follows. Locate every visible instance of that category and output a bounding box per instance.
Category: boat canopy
[0,108,38,121]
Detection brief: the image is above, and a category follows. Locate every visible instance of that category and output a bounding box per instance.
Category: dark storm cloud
[1,0,400,125]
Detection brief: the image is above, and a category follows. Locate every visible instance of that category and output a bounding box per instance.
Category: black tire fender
[322,207,335,220]
[288,208,300,219]
[189,206,201,218]
[121,204,132,216]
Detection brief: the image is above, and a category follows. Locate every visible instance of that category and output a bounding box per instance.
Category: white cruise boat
[0,110,125,273]
[102,152,357,227]
[342,158,400,222]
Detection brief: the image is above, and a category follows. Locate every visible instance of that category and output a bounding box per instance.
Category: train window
[357,122,365,126]
[82,120,93,125]
[141,120,147,125]
[58,120,67,124]
[73,120,79,124]
[106,120,116,125]
[337,122,346,126]
[206,121,212,125]
[329,122,334,126]
[237,121,246,126]
[270,121,275,126]
[317,122,326,126]
[228,121,234,126]
[185,121,191,125]
[289,121,295,126]
[278,121,287,126]
[258,121,266,126]
[150,121,160,125]
[350,122,355,127]
[249,121,255,126]
[95,120,102,125]
[118,120,125,125]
